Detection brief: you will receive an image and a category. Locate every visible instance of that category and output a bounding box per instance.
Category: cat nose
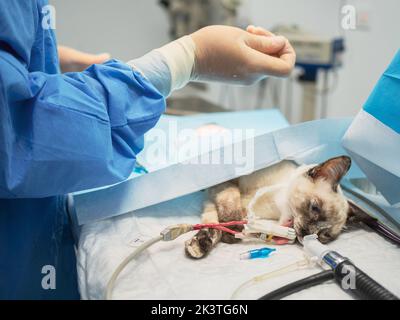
[295,227,308,243]
[299,228,308,237]
[317,230,332,243]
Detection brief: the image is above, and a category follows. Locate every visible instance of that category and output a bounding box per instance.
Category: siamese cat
[185,156,363,259]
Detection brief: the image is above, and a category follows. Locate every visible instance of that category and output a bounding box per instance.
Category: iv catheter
[106,220,295,299]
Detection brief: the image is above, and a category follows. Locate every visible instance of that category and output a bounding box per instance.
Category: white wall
[240,0,399,119]
[52,0,400,120]
[51,0,170,61]
[329,0,399,117]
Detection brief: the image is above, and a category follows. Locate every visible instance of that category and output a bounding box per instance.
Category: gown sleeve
[0,1,166,198]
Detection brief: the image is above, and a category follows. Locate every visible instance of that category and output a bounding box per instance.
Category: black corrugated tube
[334,261,399,300]
[258,270,334,300]
[259,263,399,300]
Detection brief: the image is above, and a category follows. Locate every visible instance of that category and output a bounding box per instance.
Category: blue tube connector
[240,247,276,260]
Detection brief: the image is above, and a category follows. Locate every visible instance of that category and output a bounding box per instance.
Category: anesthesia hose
[258,270,334,300]
[258,235,399,300]
[304,235,399,300]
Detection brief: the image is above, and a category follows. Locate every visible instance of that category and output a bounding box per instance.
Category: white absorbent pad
[77,191,400,300]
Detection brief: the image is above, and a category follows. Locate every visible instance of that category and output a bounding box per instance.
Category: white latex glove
[192,25,296,84]
[129,25,296,96]
[160,25,294,88]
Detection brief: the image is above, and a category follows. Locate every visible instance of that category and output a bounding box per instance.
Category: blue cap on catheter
[240,247,276,260]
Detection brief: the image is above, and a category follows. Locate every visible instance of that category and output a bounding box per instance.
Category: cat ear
[346,200,376,225]
[307,156,351,191]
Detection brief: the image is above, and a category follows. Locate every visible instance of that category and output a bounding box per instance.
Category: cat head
[287,156,354,244]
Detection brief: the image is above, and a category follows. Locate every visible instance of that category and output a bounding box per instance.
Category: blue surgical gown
[0,0,166,299]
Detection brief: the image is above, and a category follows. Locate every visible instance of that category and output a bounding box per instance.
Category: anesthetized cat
[185,156,363,259]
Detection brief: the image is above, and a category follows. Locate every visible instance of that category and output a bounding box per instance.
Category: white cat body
[187,156,353,259]
[239,160,312,224]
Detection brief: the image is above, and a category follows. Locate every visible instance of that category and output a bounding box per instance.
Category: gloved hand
[58,46,111,73]
[191,25,296,84]
[129,25,296,96]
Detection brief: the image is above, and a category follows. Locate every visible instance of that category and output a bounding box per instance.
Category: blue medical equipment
[240,247,276,260]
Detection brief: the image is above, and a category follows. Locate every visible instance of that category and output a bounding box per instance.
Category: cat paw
[185,229,213,259]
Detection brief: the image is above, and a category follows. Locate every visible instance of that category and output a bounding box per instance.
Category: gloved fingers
[276,37,297,72]
[245,27,296,76]
[246,25,275,37]
[245,43,295,77]
[245,34,287,56]
[247,30,296,77]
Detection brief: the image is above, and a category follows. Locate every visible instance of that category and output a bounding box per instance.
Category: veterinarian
[0,1,295,299]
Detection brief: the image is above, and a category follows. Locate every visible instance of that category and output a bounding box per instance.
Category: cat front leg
[202,197,244,244]
[210,181,245,244]
[185,228,222,259]
[185,201,222,259]
[209,181,245,222]
[202,201,220,223]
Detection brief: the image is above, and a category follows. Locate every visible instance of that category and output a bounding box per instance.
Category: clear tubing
[230,259,309,300]
[105,235,163,300]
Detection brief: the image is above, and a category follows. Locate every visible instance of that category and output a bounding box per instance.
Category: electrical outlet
[357,8,371,30]
[352,0,373,31]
